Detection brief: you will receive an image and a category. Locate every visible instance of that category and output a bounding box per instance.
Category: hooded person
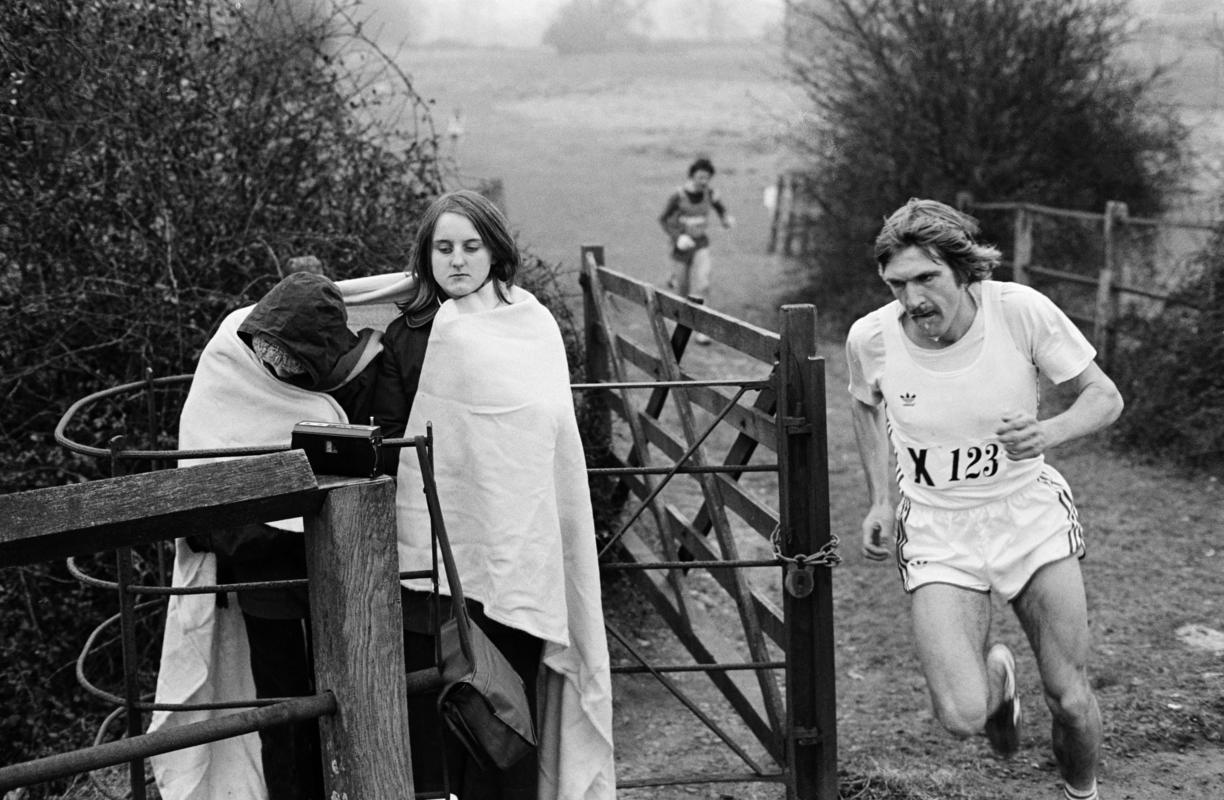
[148,271,400,800]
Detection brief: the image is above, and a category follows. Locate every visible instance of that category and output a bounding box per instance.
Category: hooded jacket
[192,271,383,617]
[237,272,378,395]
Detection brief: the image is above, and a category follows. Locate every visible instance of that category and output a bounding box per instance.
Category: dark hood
[237,272,362,392]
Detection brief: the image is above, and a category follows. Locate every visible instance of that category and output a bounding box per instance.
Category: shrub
[0,0,445,495]
[1111,230,1224,467]
[782,0,1188,328]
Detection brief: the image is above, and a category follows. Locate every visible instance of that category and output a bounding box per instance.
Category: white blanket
[395,287,616,800]
[148,282,379,800]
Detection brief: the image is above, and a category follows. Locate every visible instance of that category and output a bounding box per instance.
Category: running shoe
[984,642,1021,756]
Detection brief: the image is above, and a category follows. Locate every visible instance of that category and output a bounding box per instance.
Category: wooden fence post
[778,305,837,800]
[1112,201,1132,291]
[304,477,414,798]
[581,245,611,442]
[767,173,785,254]
[783,174,801,256]
[1012,206,1032,285]
[1094,201,1127,369]
[579,243,624,515]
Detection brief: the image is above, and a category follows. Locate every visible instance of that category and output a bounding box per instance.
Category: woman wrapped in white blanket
[372,190,615,800]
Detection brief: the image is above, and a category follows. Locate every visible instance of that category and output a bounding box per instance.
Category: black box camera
[290,421,382,478]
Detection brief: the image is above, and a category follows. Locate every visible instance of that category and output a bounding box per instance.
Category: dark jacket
[371,306,435,476]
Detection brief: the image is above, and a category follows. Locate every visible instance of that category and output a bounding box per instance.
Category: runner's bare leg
[1013,557,1101,793]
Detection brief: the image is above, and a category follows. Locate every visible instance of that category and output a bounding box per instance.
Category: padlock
[784,561,815,598]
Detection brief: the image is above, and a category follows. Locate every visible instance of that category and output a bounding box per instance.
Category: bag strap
[413,428,475,665]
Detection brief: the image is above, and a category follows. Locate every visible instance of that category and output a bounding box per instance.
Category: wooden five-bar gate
[578,249,837,797]
[0,251,840,799]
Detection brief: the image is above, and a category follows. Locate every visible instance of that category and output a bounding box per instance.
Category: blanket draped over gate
[147,273,407,800]
[395,287,616,800]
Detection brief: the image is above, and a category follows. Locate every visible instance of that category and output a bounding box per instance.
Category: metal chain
[770,524,842,569]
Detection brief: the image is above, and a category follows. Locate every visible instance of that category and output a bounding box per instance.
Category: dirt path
[399,43,1224,800]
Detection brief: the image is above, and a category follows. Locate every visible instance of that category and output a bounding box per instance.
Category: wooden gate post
[777,305,837,800]
[304,477,414,798]
[1095,200,1127,369]
[1012,206,1033,285]
[581,245,611,443]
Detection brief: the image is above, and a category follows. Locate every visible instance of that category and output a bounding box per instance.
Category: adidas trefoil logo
[899,392,917,407]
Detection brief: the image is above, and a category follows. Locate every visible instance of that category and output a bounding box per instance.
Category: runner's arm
[658,192,683,238]
[996,361,1123,459]
[711,192,734,228]
[851,397,895,560]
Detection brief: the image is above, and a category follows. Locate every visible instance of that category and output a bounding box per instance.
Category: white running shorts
[895,465,1086,601]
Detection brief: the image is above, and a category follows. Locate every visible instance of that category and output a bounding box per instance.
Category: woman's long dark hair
[403,190,520,315]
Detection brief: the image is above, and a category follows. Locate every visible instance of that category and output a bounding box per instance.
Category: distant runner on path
[657,157,734,343]
[846,198,1123,800]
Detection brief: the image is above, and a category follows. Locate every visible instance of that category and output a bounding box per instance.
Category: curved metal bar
[76,606,286,713]
[66,556,121,592]
[68,556,431,596]
[55,374,287,462]
[76,605,162,708]
[93,705,129,747]
[69,556,311,595]
[55,375,191,458]
[136,697,289,713]
[133,578,309,596]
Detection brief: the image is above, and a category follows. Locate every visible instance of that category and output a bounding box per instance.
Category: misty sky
[354,0,785,48]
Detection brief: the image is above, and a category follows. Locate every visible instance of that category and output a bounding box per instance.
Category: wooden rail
[960,194,1216,370]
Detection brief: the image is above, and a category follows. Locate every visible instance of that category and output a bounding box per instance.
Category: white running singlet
[848,280,1095,510]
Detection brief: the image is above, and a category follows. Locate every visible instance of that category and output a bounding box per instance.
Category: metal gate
[578,248,839,799]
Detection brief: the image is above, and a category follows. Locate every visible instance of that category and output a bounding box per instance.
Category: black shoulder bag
[414,441,538,772]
